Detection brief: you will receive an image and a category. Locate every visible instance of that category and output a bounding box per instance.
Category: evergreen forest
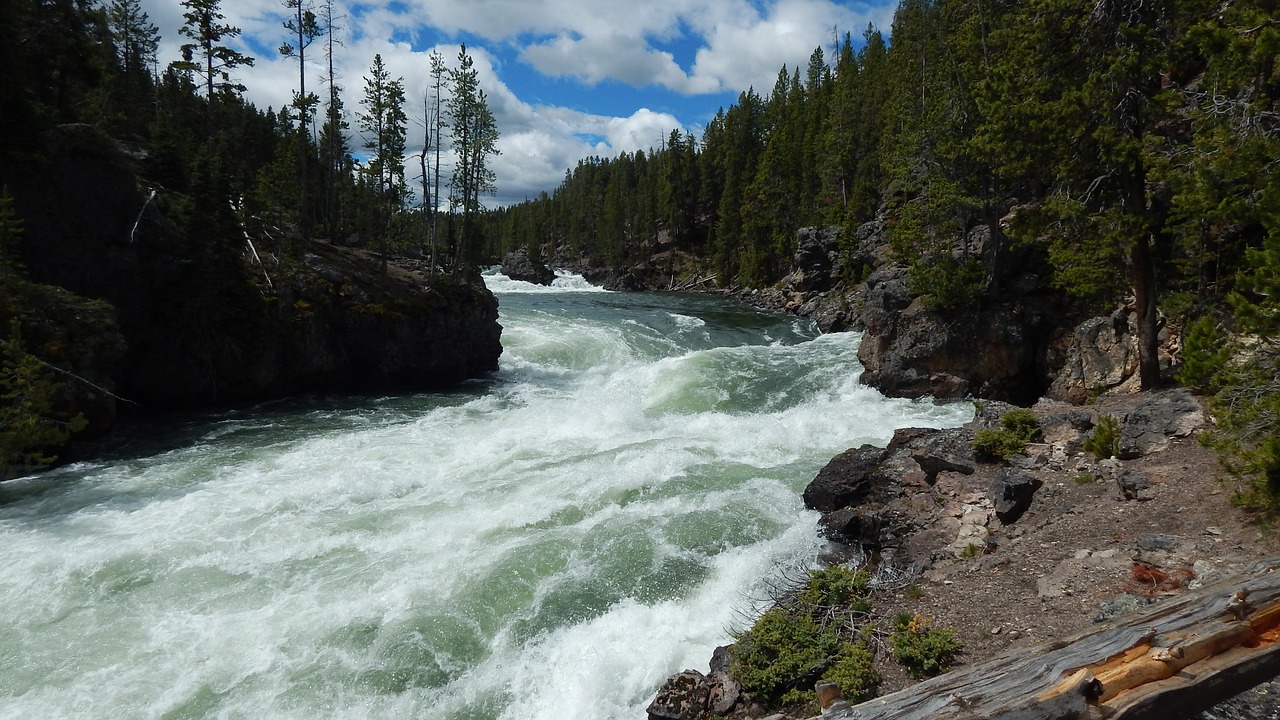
[490,0,1280,509]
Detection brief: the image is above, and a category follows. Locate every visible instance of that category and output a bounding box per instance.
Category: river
[0,272,972,720]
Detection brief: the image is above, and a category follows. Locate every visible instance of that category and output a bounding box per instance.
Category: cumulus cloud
[140,0,894,205]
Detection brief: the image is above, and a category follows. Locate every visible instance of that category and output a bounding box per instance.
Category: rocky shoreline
[515,227,1275,719]
[646,389,1279,720]
[3,125,503,458]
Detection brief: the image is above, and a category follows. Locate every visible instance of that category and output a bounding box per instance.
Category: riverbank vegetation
[728,564,961,715]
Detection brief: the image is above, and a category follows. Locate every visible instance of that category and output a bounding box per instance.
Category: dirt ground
[862,392,1280,705]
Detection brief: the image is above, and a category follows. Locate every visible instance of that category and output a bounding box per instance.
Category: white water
[0,272,971,720]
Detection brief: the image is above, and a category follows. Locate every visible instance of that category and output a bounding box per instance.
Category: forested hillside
[492,0,1278,507]
[0,0,503,477]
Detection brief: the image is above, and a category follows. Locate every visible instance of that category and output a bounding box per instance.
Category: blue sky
[141,0,898,206]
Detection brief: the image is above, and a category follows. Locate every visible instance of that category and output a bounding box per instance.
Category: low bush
[729,564,962,711]
[1083,414,1120,459]
[890,613,962,679]
[972,408,1040,461]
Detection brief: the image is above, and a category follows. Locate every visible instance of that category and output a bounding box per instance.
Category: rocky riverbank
[2,125,502,462]
[646,389,1279,720]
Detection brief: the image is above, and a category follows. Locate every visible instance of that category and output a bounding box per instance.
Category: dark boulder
[819,505,894,549]
[857,291,1054,403]
[802,445,894,512]
[501,248,555,285]
[988,469,1043,524]
[910,428,976,482]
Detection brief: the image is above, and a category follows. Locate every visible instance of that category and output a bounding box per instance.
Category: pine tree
[173,0,255,106]
[279,0,322,233]
[447,44,500,274]
[358,53,407,274]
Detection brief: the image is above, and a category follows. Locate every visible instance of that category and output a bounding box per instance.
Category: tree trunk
[1132,231,1161,389]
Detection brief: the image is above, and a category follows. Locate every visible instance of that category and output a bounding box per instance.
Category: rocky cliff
[2,125,501,438]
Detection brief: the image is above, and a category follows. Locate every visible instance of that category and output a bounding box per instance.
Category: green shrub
[730,607,841,703]
[1083,414,1121,459]
[797,565,871,609]
[1000,408,1040,442]
[973,408,1041,461]
[820,643,880,704]
[973,428,1025,460]
[890,613,962,679]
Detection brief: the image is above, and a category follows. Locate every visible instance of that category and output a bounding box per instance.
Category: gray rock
[1118,389,1205,459]
[706,671,741,715]
[1137,533,1182,552]
[1047,310,1138,403]
[501,248,555,285]
[789,226,842,293]
[819,506,893,550]
[911,430,977,481]
[647,670,710,720]
[989,469,1043,524]
[1118,470,1156,501]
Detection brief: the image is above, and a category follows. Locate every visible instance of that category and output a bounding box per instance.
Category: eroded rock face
[854,270,1056,403]
[802,445,894,512]
[1047,309,1139,403]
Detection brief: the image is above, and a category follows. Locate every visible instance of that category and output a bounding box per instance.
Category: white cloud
[140,0,895,205]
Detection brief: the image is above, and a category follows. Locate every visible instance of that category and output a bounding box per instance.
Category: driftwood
[818,558,1280,720]
[669,274,717,291]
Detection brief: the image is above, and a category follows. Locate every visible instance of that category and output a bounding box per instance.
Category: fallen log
[817,558,1280,720]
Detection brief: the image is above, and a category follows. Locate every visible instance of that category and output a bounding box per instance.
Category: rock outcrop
[4,124,502,421]
[500,248,555,285]
[854,263,1059,403]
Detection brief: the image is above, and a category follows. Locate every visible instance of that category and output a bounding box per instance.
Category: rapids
[0,271,972,720]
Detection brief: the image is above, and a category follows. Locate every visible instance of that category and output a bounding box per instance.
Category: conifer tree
[358,53,408,274]
[279,0,322,233]
[447,44,500,274]
[174,0,255,106]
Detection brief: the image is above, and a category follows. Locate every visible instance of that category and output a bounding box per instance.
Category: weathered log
[818,558,1280,720]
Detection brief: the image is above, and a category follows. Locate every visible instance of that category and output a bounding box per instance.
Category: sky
[141,0,898,207]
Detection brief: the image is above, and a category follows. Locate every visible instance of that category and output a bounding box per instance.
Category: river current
[0,271,971,720]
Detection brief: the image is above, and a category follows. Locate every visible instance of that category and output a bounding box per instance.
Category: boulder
[1118,389,1205,459]
[1047,309,1139,403]
[819,505,894,549]
[910,428,977,481]
[647,669,710,720]
[1118,470,1156,501]
[988,469,1043,524]
[501,248,555,285]
[705,671,741,715]
[802,445,894,512]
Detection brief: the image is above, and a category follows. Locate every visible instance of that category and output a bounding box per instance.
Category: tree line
[1,0,502,277]
[492,0,1278,508]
